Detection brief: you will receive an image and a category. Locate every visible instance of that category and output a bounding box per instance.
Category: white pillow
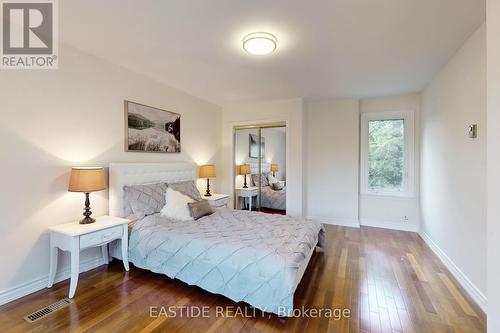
[160,187,195,221]
[268,174,278,185]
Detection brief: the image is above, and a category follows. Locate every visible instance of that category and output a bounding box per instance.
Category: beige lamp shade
[239,164,251,175]
[271,164,278,172]
[68,167,106,193]
[199,164,216,178]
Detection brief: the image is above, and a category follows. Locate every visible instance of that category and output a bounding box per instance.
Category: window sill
[361,192,416,199]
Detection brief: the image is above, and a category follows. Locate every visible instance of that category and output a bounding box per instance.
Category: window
[368,119,404,191]
[361,111,414,197]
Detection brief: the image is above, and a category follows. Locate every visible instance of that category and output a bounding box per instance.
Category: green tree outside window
[368,119,404,191]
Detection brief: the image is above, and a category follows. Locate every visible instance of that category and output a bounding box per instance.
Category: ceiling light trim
[242,32,277,55]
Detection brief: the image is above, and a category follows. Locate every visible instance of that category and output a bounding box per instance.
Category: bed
[108,162,324,316]
[260,184,286,211]
[248,162,286,211]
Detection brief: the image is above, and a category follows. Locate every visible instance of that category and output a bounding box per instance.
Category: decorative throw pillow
[268,174,278,185]
[272,182,284,191]
[167,180,202,201]
[262,173,270,186]
[160,188,195,221]
[251,173,270,187]
[188,200,213,220]
[251,174,258,186]
[124,183,168,219]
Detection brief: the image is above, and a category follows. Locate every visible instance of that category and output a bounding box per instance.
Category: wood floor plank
[438,273,477,317]
[337,248,348,278]
[0,225,485,333]
[406,253,428,282]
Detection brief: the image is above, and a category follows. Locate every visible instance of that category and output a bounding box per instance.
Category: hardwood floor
[258,208,286,215]
[0,225,485,333]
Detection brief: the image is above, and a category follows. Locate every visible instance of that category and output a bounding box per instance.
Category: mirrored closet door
[234,123,286,214]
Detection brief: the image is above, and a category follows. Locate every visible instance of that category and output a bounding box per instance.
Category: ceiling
[61,0,485,106]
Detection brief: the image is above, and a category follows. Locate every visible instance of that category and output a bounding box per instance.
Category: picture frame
[249,133,265,158]
[124,100,181,153]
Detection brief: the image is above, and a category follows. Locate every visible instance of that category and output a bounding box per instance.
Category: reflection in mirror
[260,127,286,214]
[234,128,260,211]
[234,125,286,214]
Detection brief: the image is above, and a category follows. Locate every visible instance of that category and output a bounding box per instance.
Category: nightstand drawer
[236,188,258,197]
[209,196,229,207]
[80,225,122,249]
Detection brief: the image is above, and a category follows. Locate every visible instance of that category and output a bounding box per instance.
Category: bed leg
[315,245,324,253]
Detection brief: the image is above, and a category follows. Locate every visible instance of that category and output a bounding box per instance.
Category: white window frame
[360,110,415,198]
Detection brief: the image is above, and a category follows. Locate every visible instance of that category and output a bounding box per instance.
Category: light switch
[468,124,477,138]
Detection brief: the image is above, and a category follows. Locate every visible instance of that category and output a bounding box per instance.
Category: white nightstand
[236,187,258,211]
[47,215,130,298]
[204,193,230,208]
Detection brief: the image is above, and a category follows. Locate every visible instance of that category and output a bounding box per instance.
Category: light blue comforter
[115,208,324,315]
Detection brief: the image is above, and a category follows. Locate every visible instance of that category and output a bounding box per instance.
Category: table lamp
[199,164,216,197]
[239,164,251,188]
[271,163,278,177]
[68,167,106,224]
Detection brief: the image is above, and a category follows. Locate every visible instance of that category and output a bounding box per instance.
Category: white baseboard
[419,231,487,313]
[0,256,106,306]
[307,216,360,228]
[360,218,419,232]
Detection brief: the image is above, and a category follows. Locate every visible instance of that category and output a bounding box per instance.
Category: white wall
[487,0,500,329]
[0,43,222,304]
[261,127,286,181]
[221,98,303,216]
[359,94,421,232]
[234,128,257,166]
[420,25,486,309]
[304,99,360,227]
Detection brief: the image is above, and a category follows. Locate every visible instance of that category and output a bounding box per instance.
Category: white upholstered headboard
[247,162,271,174]
[109,162,196,217]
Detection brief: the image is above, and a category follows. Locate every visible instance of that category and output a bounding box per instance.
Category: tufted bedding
[110,208,324,315]
[260,185,286,210]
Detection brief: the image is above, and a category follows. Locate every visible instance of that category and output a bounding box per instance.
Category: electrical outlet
[403,216,409,223]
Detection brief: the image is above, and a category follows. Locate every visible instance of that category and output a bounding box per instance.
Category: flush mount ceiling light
[242,32,277,55]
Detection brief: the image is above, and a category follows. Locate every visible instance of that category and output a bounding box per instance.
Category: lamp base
[204,178,212,196]
[80,192,95,224]
[243,174,248,188]
[79,216,96,224]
